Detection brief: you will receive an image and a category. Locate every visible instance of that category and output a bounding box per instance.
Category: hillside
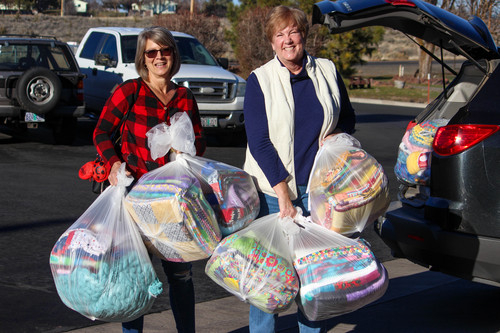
[0,14,424,61]
[3,14,465,61]
[0,14,155,44]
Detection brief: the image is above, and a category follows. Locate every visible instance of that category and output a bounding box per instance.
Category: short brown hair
[135,26,181,81]
[265,6,309,43]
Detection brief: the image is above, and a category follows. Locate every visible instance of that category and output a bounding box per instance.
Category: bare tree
[232,6,273,78]
[417,0,456,82]
[155,11,229,58]
[417,0,500,82]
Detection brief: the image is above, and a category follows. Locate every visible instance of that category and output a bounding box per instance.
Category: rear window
[0,42,75,71]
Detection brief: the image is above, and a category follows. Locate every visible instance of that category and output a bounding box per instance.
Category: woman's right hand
[108,161,131,185]
[273,182,297,218]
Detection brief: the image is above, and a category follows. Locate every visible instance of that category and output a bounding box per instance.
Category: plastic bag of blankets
[284,213,388,321]
[124,113,259,262]
[205,213,299,314]
[49,164,162,322]
[307,133,390,236]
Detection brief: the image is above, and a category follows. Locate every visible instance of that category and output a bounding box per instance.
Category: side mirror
[217,57,229,69]
[94,53,117,67]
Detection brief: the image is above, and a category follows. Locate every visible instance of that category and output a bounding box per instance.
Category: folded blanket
[50,228,162,322]
[294,242,388,321]
[309,148,390,235]
[125,174,221,262]
[205,233,299,314]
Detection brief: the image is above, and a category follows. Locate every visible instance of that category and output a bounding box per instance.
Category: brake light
[405,120,417,131]
[385,0,416,7]
[407,234,425,241]
[77,78,84,102]
[432,124,500,156]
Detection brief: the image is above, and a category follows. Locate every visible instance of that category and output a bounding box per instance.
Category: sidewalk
[66,259,430,333]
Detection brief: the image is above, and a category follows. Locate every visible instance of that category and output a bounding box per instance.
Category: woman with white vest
[243,5,356,333]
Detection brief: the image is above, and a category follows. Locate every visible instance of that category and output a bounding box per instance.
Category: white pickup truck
[74,27,246,139]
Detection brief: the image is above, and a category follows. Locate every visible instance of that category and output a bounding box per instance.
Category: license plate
[25,112,45,122]
[201,116,218,128]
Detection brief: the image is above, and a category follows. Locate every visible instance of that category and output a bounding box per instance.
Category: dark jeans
[122,260,195,333]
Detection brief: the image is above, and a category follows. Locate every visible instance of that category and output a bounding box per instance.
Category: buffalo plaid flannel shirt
[93,78,206,179]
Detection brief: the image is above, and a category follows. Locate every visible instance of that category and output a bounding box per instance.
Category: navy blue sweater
[244,58,355,188]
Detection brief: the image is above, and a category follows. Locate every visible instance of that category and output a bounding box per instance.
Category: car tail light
[385,0,416,7]
[405,120,417,131]
[407,234,425,241]
[433,124,500,156]
[77,78,84,102]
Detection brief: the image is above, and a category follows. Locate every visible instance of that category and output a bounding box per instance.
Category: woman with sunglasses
[93,26,206,333]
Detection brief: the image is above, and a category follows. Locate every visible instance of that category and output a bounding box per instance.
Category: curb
[350,97,427,108]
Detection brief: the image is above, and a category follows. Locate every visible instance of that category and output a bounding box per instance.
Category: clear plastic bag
[181,154,260,236]
[205,213,299,314]
[124,155,222,262]
[49,164,162,322]
[394,119,448,186]
[284,213,388,321]
[146,114,259,237]
[307,133,390,236]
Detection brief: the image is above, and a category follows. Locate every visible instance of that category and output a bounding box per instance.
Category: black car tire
[16,67,62,115]
[52,117,77,145]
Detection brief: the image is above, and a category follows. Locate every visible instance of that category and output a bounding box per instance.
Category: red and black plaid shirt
[93,78,206,179]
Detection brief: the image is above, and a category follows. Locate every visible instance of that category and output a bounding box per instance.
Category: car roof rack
[0,34,58,40]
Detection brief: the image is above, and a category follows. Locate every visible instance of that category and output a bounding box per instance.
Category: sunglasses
[144,47,172,58]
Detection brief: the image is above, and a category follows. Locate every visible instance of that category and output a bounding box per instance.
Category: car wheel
[16,67,62,115]
[52,117,77,145]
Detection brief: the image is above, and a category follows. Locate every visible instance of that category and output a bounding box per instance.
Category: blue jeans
[122,260,195,333]
[248,186,327,333]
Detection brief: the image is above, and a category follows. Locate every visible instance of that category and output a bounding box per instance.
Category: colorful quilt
[205,233,299,314]
[294,241,388,321]
[394,119,448,185]
[125,173,221,262]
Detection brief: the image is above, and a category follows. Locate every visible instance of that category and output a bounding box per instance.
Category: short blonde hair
[265,6,309,43]
[135,26,181,81]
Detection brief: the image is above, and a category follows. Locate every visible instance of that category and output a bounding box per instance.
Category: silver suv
[0,35,86,144]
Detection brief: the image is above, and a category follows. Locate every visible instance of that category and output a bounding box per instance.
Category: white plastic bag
[307,133,390,236]
[124,156,222,262]
[146,112,196,159]
[284,213,388,321]
[205,213,299,314]
[50,164,162,322]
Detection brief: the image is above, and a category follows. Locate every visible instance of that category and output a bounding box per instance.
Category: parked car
[0,34,86,144]
[314,0,500,286]
[75,27,246,144]
[349,76,371,89]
